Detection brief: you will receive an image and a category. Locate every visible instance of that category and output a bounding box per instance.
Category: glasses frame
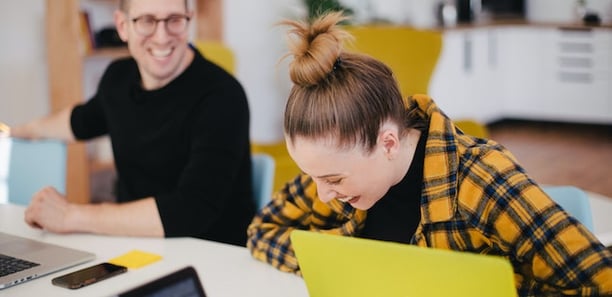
[130,14,191,37]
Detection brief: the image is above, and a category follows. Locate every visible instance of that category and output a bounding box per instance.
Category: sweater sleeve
[71,59,132,140]
[71,90,108,140]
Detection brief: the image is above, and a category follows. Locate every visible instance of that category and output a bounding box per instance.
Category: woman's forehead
[287,137,370,176]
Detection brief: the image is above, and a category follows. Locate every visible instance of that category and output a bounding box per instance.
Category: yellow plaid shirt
[247,95,612,296]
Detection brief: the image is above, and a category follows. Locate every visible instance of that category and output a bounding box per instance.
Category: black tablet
[117,266,206,297]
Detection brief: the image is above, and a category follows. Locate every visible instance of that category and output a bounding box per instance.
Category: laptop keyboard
[0,254,40,277]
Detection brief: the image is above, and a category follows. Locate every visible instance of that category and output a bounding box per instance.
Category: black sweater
[71,46,255,246]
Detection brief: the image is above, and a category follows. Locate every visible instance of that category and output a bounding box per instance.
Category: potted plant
[303,0,353,21]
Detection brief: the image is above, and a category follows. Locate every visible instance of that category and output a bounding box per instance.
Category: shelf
[86,47,130,59]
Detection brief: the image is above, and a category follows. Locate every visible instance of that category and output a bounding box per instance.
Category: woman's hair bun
[280,11,352,87]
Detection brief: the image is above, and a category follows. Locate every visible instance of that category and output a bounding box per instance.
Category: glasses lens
[132,15,189,36]
[166,16,188,34]
[134,16,156,36]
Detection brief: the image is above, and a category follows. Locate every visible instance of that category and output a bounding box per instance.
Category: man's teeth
[337,196,354,202]
[152,48,171,57]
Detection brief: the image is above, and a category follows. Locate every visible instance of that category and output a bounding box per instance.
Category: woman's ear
[379,128,400,160]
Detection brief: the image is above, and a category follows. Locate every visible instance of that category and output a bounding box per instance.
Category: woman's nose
[316,183,337,203]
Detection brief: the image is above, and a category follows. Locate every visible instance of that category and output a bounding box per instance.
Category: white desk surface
[1,191,611,296]
[0,203,308,297]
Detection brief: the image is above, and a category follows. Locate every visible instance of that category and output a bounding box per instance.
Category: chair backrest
[193,41,236,75]
[345,27,487,141]
[5,138,67,205]
[251,153,275,210]
[345,25,443,97]
[454,119,490,138]
[542,185,594,231]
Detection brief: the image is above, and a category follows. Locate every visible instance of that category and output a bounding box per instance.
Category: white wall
[224,0,440,143]
[6,1,609,143]
[0,0,302,144]
[224,0,304,143]
[0,0,440,143]
[526,0,612,24]
[0,1,48,127]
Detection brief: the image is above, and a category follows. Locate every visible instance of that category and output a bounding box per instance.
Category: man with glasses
[9,0,255,246]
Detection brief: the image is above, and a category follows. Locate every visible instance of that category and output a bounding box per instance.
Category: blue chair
[542,185,594,231]
[6,138,66,206]
[251,153,275,210]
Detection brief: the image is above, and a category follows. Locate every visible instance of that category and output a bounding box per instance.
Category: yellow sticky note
[108,250,162,269]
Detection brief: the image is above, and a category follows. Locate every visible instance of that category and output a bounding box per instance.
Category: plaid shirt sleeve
[454,144,612,296]
[246,174,366,274]
[408,94,612,295]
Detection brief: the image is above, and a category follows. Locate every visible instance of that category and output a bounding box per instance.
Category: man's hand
[24,187,76,233]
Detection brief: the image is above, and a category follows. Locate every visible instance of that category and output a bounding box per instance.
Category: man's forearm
[10,106,76,141]
[68,197,164,237]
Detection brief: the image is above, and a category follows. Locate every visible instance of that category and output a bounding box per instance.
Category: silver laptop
[0,232,95,289]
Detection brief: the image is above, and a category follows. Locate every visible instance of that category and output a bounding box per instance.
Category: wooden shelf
[86,47,130,59]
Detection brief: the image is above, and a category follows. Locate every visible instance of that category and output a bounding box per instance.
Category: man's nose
[151,20,171,39]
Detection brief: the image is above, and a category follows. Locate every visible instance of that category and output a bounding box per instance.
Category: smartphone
[52,262,127,289]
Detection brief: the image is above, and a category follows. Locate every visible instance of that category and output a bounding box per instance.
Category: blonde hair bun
[281,11,352,87]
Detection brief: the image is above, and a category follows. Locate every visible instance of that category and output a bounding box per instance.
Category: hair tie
[333,58,342,71]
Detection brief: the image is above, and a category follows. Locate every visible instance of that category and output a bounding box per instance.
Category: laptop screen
[117,266,206,297]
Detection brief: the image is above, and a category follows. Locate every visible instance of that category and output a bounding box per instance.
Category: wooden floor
[487,120,612,199]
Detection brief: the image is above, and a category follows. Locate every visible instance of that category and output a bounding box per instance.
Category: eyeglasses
[130,14,191,36]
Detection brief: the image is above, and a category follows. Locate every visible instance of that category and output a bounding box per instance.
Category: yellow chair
[194,40,236,75]
[454,119,490,139]
[345,25,443,97]
[346,26,489,139]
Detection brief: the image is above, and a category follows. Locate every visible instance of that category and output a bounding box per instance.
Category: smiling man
[10,0,255,246]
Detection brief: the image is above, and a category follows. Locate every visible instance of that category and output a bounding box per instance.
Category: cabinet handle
[558,42,593,54]
[558,57,592,68]
[488,30,496,68]
[558,72,592,83]
[463,33,472,73]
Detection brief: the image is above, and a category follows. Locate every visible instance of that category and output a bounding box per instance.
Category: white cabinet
[497,27,550,118]
[430,25,612,124]
[542,28,611,122]
[430,28,503,123]
[502,26,612,123]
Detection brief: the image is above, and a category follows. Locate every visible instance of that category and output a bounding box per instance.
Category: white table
[0,138,10,203]
[0,204,308,297]
[1,189,610,296]
[586,191,612,238]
